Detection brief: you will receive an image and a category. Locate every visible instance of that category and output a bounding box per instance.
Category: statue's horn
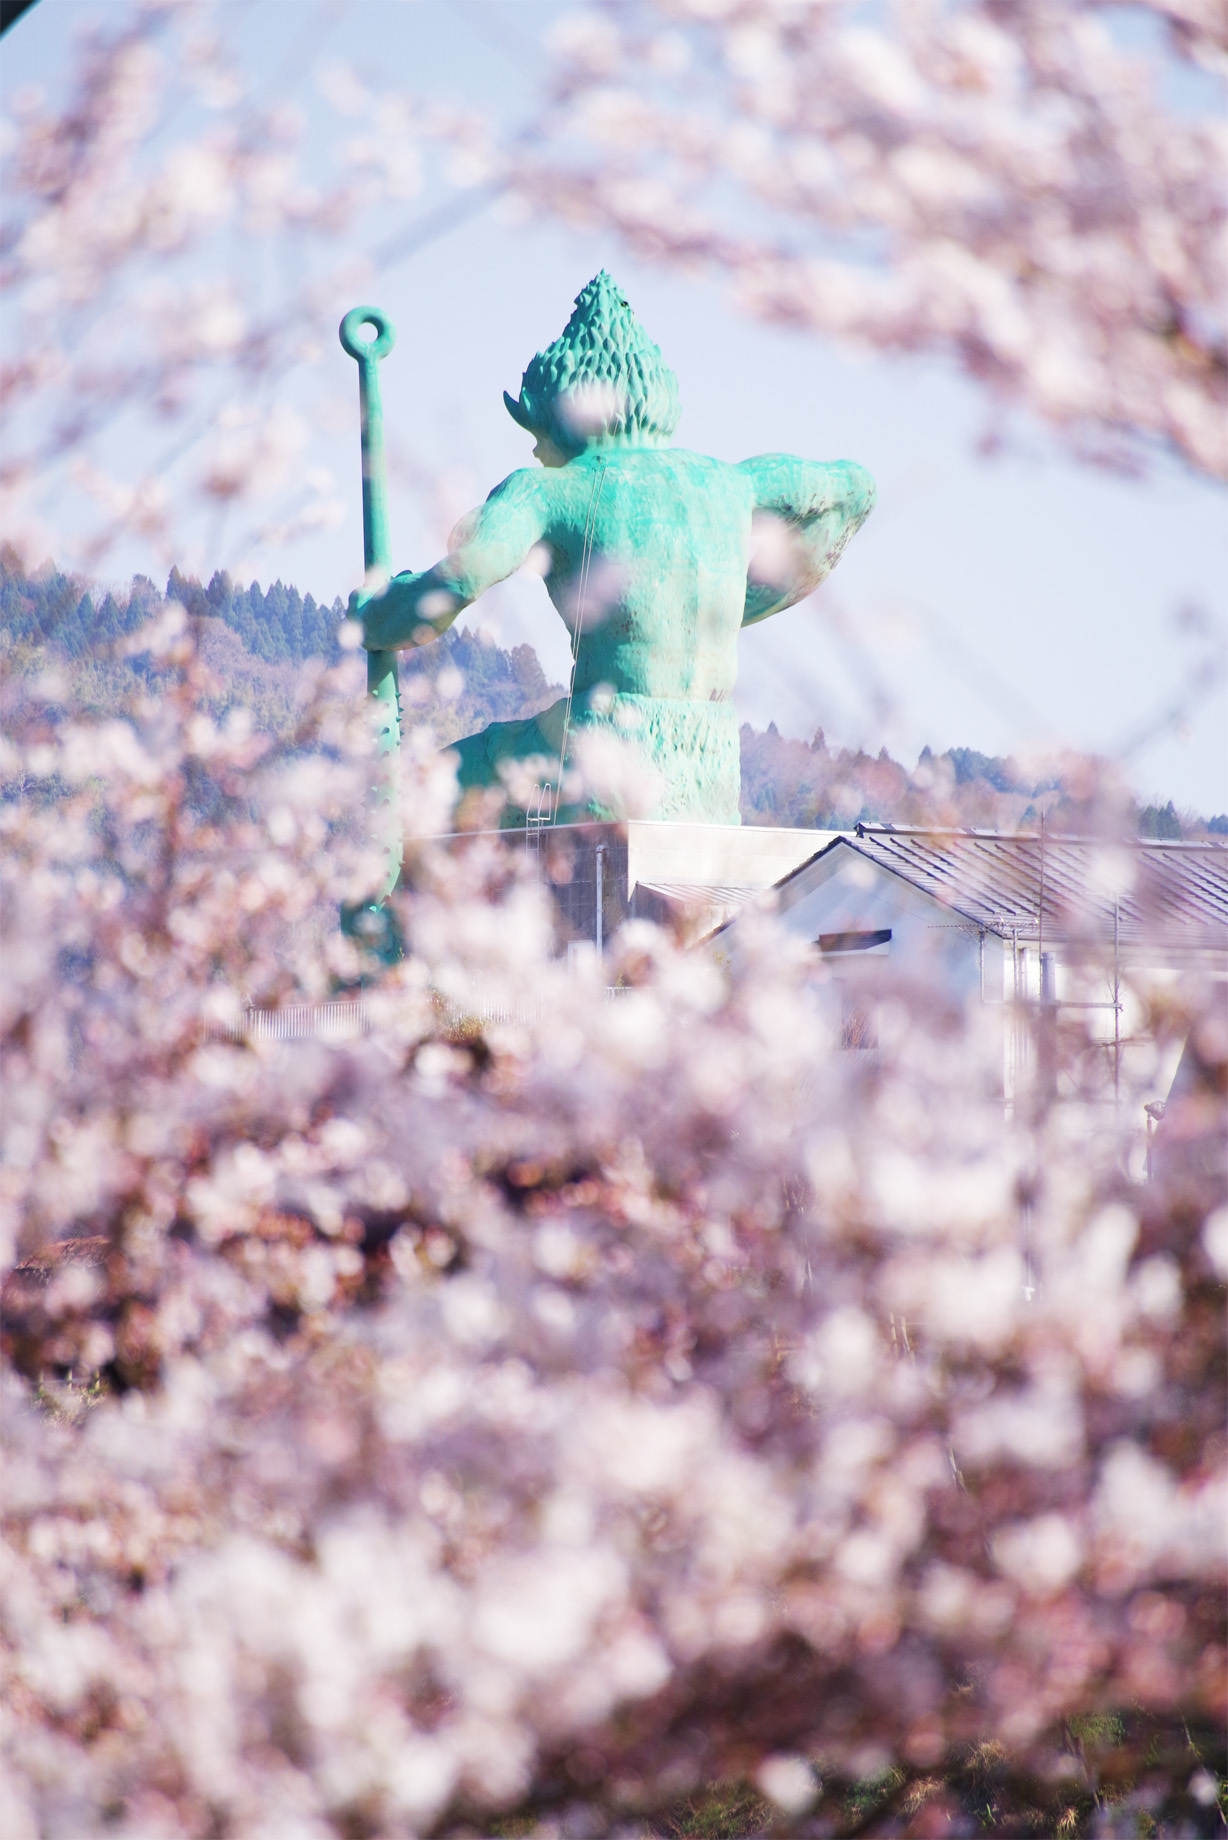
[504,389,533,432]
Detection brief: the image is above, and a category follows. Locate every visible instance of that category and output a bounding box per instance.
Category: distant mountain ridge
[740,725,1225,839]
[2,555,1222,839]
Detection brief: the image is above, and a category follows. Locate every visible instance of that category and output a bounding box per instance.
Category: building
[707,825,1228,1152]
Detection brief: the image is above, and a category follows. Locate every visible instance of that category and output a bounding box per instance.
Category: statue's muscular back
[448,443,874,705]
[539,449,750,702]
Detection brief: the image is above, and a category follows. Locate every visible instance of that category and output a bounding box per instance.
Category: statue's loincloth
[448,692,741,826]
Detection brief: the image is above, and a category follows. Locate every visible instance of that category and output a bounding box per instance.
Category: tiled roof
[837,828,1228,947]
[636,881,763,909]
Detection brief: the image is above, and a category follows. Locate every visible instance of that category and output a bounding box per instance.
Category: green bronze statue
[356,272,875,826]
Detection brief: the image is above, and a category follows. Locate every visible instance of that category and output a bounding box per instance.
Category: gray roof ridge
[854,824,1226,851]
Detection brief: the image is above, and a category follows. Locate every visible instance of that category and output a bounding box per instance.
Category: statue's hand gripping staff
[340,306,401,903]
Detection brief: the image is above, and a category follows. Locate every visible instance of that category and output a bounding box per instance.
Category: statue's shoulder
[737,453,807,495]
[667,447,743,476]
[483,466,548,508]
[737,453,876,515]
[644,448,752,500]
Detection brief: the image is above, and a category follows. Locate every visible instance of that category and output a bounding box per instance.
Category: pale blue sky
[3,0,1225,812]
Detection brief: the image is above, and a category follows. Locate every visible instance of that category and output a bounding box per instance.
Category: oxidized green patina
[357,272,875,825]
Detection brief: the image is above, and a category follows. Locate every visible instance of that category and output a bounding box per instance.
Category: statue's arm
[357,470,548,652]
[737,455,876,627]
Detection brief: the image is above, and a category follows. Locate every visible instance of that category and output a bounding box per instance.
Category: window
[818,928,891,953]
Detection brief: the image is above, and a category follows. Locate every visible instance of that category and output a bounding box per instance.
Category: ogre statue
[358,272,875,826]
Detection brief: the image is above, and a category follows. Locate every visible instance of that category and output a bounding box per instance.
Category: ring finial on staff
[339,306,396,364]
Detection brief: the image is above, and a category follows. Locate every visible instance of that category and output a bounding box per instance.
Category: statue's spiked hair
[504,271,680,455]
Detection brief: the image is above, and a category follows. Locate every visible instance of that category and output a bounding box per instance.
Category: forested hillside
[3,556,1222,837]
[164,567,346,664]
[1,554,347,664]
[0,553,562,748]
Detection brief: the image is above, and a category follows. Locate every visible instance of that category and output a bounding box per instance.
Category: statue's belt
[566,692,739,751]
[452,694,741,824]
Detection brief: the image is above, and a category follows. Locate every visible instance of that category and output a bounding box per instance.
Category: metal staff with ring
[340,304,401,905]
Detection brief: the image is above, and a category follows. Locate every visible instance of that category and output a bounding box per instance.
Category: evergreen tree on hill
[72,593,96,645]
[166,567,209,621]
[1139,800,1183,840]
[95,593,123,641]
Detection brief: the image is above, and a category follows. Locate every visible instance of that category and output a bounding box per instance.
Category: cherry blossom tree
[2,614,1225,1835]
[519,0,1227,478]
[0,1,497,575]
[2,8,1226,1832]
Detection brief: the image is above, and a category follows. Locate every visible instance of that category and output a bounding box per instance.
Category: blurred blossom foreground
[1,607,1225,1838]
